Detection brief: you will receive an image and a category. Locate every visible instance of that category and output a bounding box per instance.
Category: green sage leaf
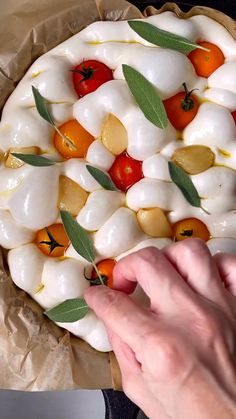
[128,21,209,53]
[86,165,117,191]
[45,298,88,322]
[11,153,56,167]
[32,86,77,151]
[168,161,201,208]
[60,210,95,263]
[32,85,55,125]
[122,64,168,129]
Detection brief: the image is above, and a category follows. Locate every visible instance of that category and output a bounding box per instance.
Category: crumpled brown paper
[0,0,235,391]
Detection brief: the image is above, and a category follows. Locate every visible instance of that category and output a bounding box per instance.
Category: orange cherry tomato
[108,153,143,192]
[72,60,113,97]
[188,42,224,78]
[91,259,116,288]
[53,119,94,159]
[232,111,236,123]
[173,218,210,242]
[35,223,70,257]
[164,83,199,131]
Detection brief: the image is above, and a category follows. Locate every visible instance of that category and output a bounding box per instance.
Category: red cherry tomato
[108,153,143,192]
[72,60,113,97]
[164,83,199,131]
[232,111,236,123]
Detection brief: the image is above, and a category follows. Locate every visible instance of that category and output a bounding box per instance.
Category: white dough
[94,207,144,258]
[2,12,236,352]
[77,190,124,231]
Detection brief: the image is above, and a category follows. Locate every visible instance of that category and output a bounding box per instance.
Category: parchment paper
[0,0,235,391]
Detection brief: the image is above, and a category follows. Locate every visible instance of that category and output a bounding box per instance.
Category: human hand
[84,239,236,419]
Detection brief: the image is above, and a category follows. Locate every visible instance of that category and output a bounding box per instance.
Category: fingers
[163,239,227,306]
[214,253,236,295]
[84,286,157,352]
[113,247,193,311]
[108,329,168,419]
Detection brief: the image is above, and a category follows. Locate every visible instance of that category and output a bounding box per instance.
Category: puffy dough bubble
[0,165,32,193]
[86,140,115,171]
[63,159,101,192]
[203,88,236,111]
[142,154,171,181]
[65,243,94,265]
[114,48,197,99]
[57,311,98,339]
[213,142,236,171]
[8,166,60,230]
[191,166,236,198]
[207,238,236,255]
[126,178,187,212]
[184,103,236,147]
[73,80,174,161]
[77,190,124,231]
[40,258,89,308]
[57,311,111,352]
[77,13,197,45]
[5,55,77,109]
[202,196,236,216]
[94,207,143,258]
[116,237,172,260]
[84,320,111,352]
[0,210,34,249]
[0,108,52,152]
[207,212,236,238]
[127,112,175,160]
[208,61,236,94]
[190,15,236,57]
[8,244,46,294]
[160,141,183,159]
[73,80,133,137]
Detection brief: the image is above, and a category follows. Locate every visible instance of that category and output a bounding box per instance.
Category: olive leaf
[45,212,107,324]
[128,21,210,53]
[60,210,95,263]
[45,298,89,322]
[168,161,210,214]
[122,64,168,129]
[11,153,56,167]
[60,210,105,287]
[32,86,77,151]
[86,165,117,191]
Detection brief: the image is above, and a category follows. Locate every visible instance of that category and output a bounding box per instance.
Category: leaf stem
[93,263,105,285]
[201,206,211,215]
[54,125,77,151]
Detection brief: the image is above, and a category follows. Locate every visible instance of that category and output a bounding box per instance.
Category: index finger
[84,285,157,353]
[113,247,193,311]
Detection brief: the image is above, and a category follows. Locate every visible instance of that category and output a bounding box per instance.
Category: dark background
[129,0,236,19]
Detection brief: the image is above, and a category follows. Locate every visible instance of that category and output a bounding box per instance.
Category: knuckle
[178,237,208,257]
[144,332,185,379]
[135,247,159,265]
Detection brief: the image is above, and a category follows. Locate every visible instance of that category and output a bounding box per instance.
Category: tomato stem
[181,83,198,112]
[71,66,97,83]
